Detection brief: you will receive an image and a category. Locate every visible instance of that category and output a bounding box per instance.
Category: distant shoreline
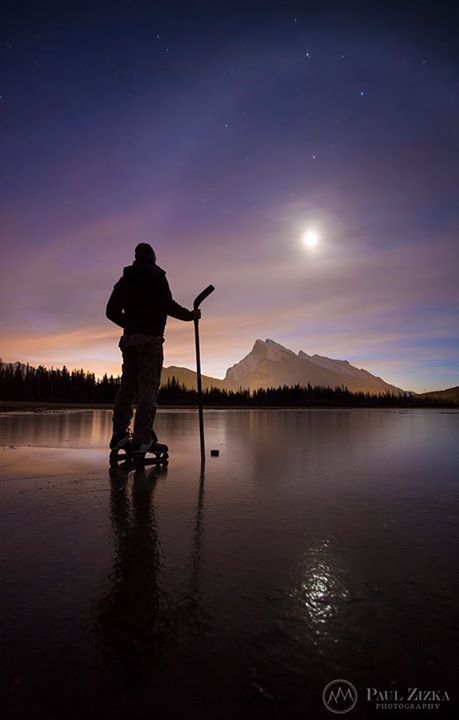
[0,400,456,412]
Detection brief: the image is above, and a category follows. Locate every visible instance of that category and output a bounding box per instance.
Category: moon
[303,229,320,249]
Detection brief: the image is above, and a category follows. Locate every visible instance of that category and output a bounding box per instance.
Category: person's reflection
[94,461,211,713]
[94,461,171,691]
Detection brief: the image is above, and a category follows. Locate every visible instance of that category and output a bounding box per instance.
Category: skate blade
[109,447,133,466]
[133,452,169,465]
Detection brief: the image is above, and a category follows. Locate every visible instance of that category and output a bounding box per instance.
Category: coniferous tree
[0,362,454,407]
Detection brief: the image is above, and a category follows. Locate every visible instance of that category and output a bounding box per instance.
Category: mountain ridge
[1,341,417,395]
[417,386,459,404]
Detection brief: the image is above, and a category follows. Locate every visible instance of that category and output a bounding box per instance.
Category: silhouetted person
[106,243,200,455]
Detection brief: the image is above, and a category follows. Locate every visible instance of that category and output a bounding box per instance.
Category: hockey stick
[193,285,215,468]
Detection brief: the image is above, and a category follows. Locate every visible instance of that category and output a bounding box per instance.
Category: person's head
[134,243,156,263]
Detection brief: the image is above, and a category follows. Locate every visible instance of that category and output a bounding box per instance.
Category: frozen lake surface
[0,408,458,718]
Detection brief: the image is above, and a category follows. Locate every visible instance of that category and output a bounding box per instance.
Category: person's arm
[168,298,195,321]
[106,280,125,328]
[160,274,195,321]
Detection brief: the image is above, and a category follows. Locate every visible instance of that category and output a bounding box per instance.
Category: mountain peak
[263,339,298,357]
[252,339,297,356]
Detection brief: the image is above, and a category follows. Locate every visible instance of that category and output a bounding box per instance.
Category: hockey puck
[210,449,219,457]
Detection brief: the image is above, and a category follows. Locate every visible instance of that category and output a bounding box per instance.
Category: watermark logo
[366,687,450,711]
[322,679,358,714]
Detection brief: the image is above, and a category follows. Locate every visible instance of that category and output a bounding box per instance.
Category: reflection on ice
[296,540,348,634]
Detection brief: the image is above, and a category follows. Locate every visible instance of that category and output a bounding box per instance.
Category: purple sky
[1,1,458,391]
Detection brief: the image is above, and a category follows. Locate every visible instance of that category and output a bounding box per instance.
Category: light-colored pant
[112,334,163,443]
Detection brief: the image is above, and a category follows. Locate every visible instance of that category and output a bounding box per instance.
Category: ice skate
[109,429,133,465]
[132,435,169,465]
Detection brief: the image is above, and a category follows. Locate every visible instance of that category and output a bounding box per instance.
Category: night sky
[1,1,458,391]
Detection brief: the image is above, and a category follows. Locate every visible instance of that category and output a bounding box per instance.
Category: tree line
[0,362,453,407]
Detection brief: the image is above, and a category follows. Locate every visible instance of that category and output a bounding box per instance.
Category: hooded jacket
[106,260,193,337]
